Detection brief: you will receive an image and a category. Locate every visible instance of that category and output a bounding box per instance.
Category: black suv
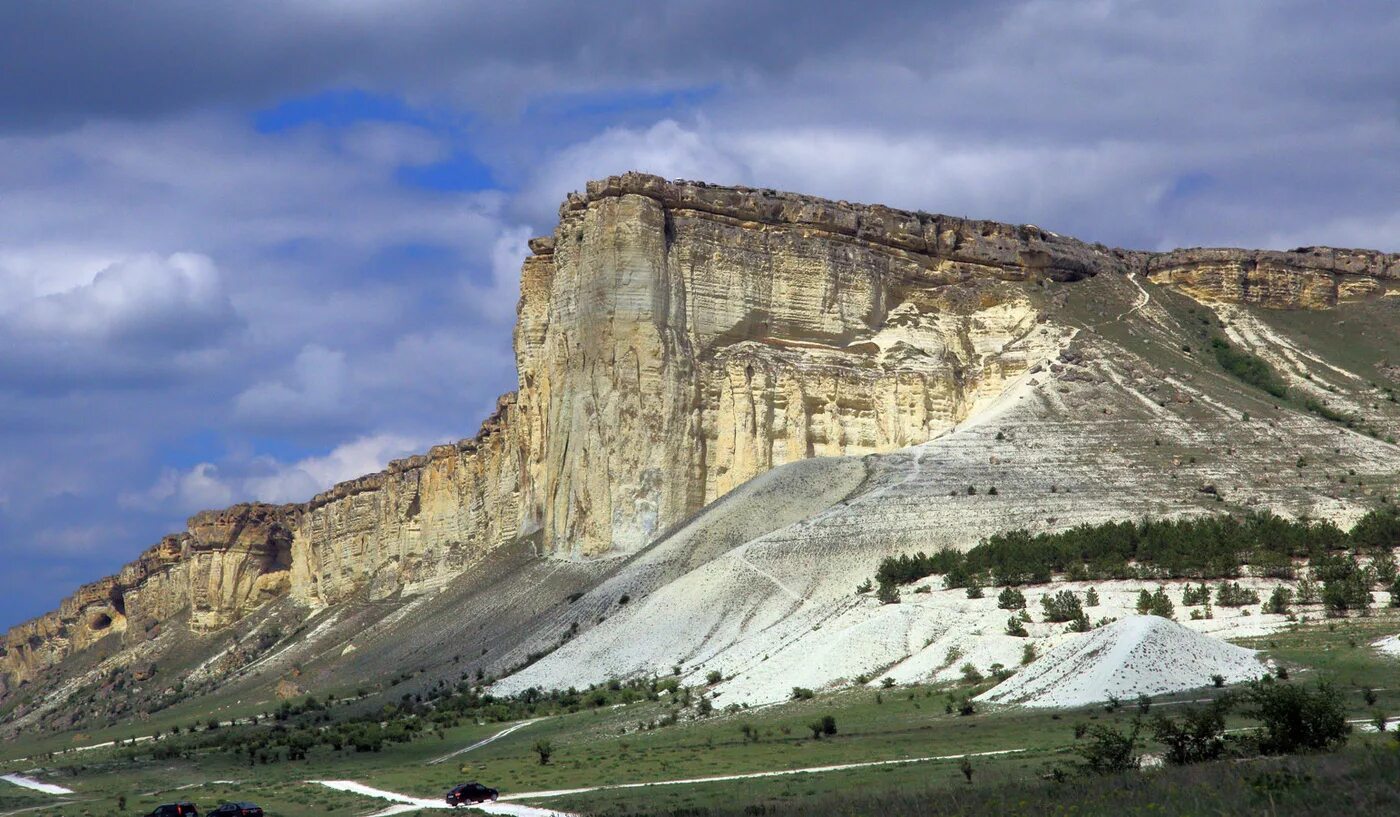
[208,804,264,817]
[144,804,199,817]
[446,781,499,805]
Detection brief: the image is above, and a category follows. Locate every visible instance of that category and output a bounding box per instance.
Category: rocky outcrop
[1,504,291,686]
[1148,246,1399,309]
[289,395,527,604]
[5,172,1396,691]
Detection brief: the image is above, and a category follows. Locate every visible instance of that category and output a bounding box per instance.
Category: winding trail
[316,746,1024,814]
[428,718,545,766]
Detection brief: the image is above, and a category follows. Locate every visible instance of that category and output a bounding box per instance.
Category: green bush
[1073,721,1142,775]
[997,586,1027,610]
[1216,581,1261,607]
[1182,583,1212,606]
[1136,587,1174,618]
[1243,680,1349,755]
[1210,337,1287,398]
[1041,590,1084,623]
[1264,586,1293,615]
[1314,555,1372,616]
[1152,699,1232,765]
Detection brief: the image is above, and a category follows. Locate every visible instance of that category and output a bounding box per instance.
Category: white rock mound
[976,615,1269,709]
[1374,634,1400,657]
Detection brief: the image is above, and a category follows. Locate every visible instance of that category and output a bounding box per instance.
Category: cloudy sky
[2,0,1398,628]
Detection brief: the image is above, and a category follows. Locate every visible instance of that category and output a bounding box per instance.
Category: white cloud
[121,433,428,512]
[243,433,426,503]
[5,252,238,345]
[520,119,749,222]
[233,344,349,430]
[121,462,236,514]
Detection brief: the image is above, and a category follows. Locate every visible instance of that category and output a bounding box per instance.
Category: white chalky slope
[976,615,1269,708]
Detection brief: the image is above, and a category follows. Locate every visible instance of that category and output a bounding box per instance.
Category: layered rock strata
[4,172,1397,690]
[1148,246,1399,309]
[1,504,291,686]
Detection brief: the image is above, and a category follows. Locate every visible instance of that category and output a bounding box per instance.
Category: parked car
[144,804,199,817]
[208,803,264,817]
[446,781,500,805]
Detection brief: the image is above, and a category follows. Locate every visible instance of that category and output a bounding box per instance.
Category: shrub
[1085,587,1100,607]
[1242,680,1349,755]
[1209,337,1288,398]
[1005,615,1028,637]
[1041,590,1083,623]
[876,582,901,605]
[965,583,985,599]
[1073,721,1142,775]
[533,739,553,765]
[791,687,814,700]
[1066,613,1092,633]
[706,670,723,685]
[1136,587,1175,618]
[881,677,896,689]
[997,586,1027,610]
[1152,699,1231,765]
[1021,643,1037,665]
[1216,581,1260,607]
[960,662,984,683]
[1296,577,1320,605]
[1314,555,1372,615]
[820,714,837,736]
[855,578,873,594]
[1263,586,1293,615]
[1182,583,1212,606]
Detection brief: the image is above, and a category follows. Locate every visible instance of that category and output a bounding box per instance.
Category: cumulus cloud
[7,252,238,345]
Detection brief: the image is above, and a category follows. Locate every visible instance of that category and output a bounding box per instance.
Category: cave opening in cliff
[89,613,113,631]
[109,586,126,616]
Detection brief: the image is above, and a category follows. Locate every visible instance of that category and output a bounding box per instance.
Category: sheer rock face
[520,176,1122,556]
[1148,247,1399,309]
[4,172,1396,689]
[288,395,526,605]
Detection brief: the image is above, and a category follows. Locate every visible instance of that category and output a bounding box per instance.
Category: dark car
[446,781,499,806]
[144,804,199,817]
[208,804,264,817]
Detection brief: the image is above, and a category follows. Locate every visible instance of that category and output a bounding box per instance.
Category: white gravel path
[428,718,545,765]
[0,773,74,795]
[312,780,571,816]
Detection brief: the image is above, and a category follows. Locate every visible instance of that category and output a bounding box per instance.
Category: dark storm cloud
[0,0,998,129]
